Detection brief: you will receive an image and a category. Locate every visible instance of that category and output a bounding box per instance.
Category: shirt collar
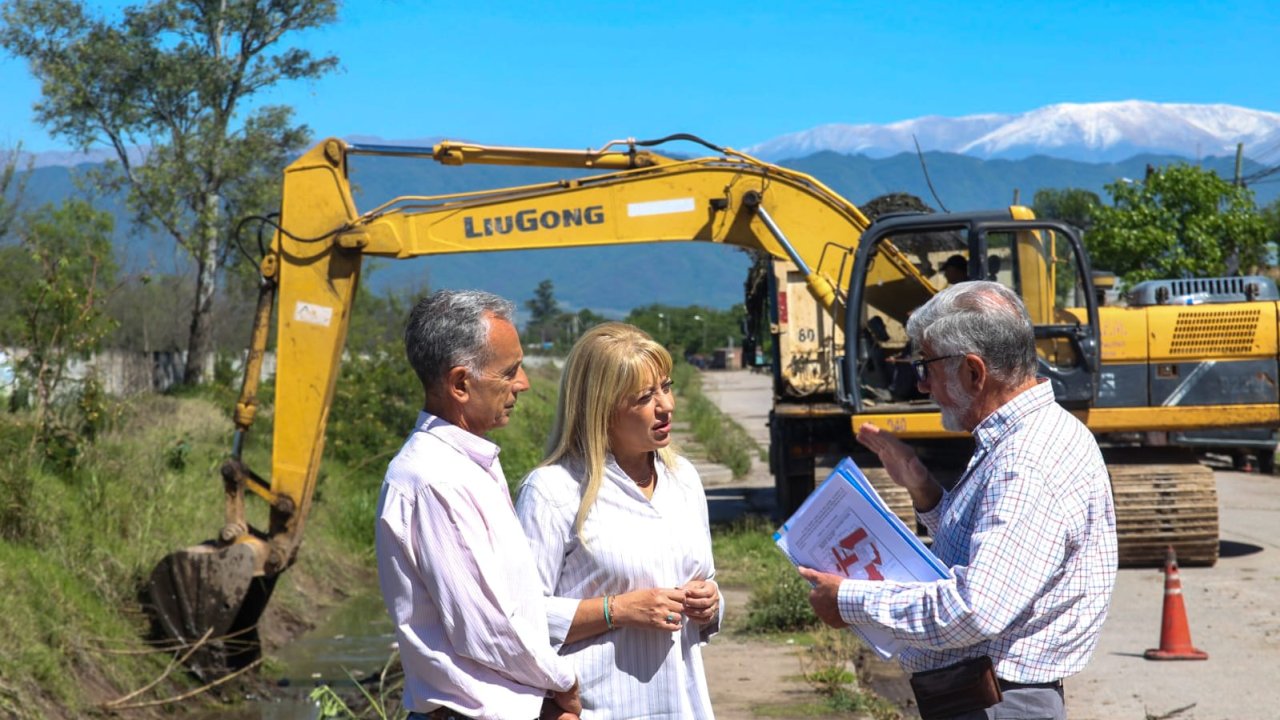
[603,451,667,490]
[416,410,501,470]
[971,378,1055,451]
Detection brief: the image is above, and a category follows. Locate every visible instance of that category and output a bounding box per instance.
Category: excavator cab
[841,210,1101,418]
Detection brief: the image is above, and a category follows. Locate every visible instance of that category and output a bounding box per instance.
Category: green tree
[1087,164,1269,286]
[1,0,338,384]
[324,282,423,468]
[1263,198,1280,265]
[572,307,608,336]
[0,245,37,350]
[625,304,743,356]
[10,199,117,427]
[0,146,30,347]
[0,143,28,239]
[1032,187,1101,232]
[525,279,562,349]
[103,273,191,352]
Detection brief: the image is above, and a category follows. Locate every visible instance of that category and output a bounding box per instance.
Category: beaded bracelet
[603,594,614,630]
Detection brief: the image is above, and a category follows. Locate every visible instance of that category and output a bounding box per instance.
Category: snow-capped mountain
[745,101,1280,163]
[24,102,1280,168]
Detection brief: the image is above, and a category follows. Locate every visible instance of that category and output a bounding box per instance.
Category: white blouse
[516,453,721,720]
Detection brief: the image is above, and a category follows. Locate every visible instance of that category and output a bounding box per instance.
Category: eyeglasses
[911,354,964,382]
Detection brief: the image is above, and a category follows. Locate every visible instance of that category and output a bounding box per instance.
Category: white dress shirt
[375,411,577,720]
[837,380,1117,683]
[516,453,721,720]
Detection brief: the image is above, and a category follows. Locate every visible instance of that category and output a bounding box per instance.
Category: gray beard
[940,373,975,432]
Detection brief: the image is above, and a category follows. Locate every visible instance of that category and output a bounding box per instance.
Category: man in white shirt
[375,290,580,720]
[802,282,1116,720]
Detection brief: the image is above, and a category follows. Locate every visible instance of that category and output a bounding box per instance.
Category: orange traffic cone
[1144,545,1208,661]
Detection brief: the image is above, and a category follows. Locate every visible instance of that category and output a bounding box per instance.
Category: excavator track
[860,448,1220,568]
[1104,448,1219,568]
[861,467,918,530]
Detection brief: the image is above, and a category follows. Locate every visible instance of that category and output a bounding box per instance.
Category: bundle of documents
[774,457,951,658]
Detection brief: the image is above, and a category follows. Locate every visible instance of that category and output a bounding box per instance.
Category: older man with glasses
[800,281,1117,720]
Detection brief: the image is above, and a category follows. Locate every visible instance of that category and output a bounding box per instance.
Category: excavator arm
[145,135,933,678]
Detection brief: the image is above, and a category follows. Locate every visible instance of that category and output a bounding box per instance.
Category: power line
[1251,136,1280,166]
[1242,165,1280,185]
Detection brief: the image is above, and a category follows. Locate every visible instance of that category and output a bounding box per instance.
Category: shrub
[164,435,192,471]
[672,361,755,477]
[742,567,819,632]
[326,346,419,467]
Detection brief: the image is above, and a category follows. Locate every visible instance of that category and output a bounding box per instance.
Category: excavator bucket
[144,542,277,681]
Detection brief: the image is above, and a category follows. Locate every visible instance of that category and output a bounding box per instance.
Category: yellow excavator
[146,134,1275,679]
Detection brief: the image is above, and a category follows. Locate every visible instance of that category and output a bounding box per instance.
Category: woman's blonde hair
[542,322,679,537]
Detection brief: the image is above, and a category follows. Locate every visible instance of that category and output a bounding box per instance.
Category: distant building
[711,347,741,370]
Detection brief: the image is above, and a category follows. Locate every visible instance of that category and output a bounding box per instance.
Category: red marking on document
[831,527,885,580]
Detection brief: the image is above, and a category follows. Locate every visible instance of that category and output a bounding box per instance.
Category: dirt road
[694,368,827,717]
[697,369,1280,720]
[1067,469,1280,720]
[697,369,910,719]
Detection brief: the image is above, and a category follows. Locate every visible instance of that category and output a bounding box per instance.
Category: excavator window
[982,228,1090,372]
[855,226,968,405]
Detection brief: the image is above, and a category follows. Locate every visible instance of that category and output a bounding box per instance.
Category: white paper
[775,457,951,659]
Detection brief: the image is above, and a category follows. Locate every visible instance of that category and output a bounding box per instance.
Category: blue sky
[3,0,1279,154]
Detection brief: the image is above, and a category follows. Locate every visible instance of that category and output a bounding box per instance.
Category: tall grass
[0,393,237,716]
[711,517,819,633]
[802,627,903,719]
[0,351,799,716]
[671,363,756,477]
[0,379,389,716]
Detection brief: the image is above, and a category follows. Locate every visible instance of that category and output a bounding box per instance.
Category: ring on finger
[665,613,675,623]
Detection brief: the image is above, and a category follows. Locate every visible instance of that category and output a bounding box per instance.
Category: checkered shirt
[837,380,1118,682]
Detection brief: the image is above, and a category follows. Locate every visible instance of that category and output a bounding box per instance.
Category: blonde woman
[515,322,721,719]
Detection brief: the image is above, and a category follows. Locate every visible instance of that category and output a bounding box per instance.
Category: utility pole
[1234,143,1245,187]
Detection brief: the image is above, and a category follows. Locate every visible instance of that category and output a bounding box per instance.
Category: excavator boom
[144,135,900,678]
[146,133,1260,677]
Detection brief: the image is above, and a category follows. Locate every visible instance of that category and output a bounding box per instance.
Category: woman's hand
[614,587,686,631]
[679,579,720,625]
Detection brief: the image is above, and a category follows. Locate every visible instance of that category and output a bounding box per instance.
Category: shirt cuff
[916,504,943,536]
[836,578,875,626]
[544,596,578,649]
[698,581,723,642]
[548,659,577,693]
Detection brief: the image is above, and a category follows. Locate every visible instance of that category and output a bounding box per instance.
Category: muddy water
[200,591,397,720]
